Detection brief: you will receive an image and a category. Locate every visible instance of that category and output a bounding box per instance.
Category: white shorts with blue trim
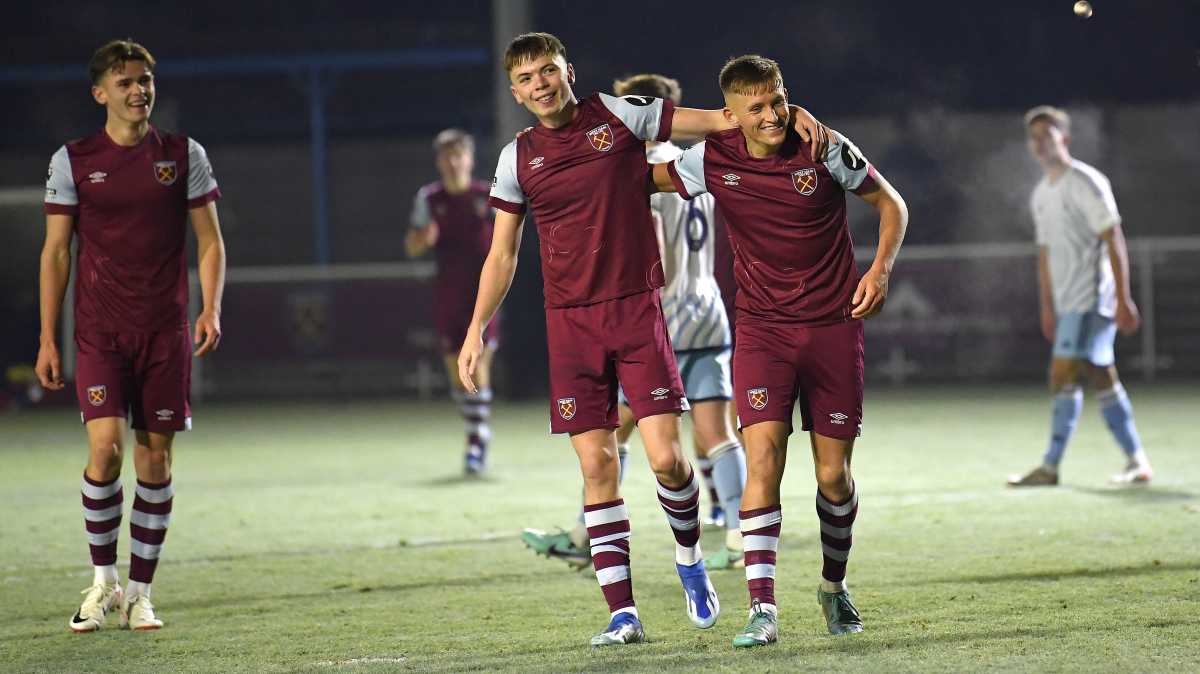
[619,346,732,407]
[1052,311,1116,366]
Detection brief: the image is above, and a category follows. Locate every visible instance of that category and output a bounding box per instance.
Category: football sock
[461,388,492,463]
[82,474,122,571]
[741,505,782,609]
[1097,383,1144,461]
[129,478,173,584]
[1042,385,1083,467]
[656,469,702,565]
[126,580,152,599]
[707,440,746,533]
[816,482,857,585]
[697,457,720,513]
[584,499,635,615]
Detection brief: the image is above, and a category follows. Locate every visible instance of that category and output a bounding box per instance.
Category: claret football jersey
[44,126,220,332]
[668,128,877,325]
[488,93,675,308]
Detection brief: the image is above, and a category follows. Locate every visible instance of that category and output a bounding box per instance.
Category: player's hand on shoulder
[851,266,889,320]
[194,310,222,357]
[788,105,831,161]
[34,340,65,390]
[1115,300,1141,335]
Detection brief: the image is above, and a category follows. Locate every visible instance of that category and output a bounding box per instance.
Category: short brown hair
[613,73,682,105]
[433,128,474,155]
[88,38,156,85]
[1024,105,1070,134]
[719,55,783,96]
[503,32,567,73]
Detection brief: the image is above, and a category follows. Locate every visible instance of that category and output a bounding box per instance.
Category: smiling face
[724,85,790,156]
[508,52,576,123]
[92,59,155,126]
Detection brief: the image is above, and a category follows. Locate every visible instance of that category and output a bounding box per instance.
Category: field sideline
[1,385,1198,672]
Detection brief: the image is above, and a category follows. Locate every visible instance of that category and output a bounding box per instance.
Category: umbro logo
[651,387,670,401]
[722,173,741,185]
[155,409,175,421]
[88,171,107,183]
[528,156,545,169]
[830,412,849,425]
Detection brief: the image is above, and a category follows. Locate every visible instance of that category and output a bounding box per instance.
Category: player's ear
[91,85,106,106]
[722,106,738,127]
[509,83,523,105]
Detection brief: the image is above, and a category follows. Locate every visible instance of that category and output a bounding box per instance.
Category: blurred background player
[521,73,748,571]
[653,54,908,646]
[1007,106,1152,487]
[408,129,498,476]
[458,32,828,647]
[36,38,226,633]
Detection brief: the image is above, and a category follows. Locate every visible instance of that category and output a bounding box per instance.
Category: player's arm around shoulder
[189,200,225,356]
[839,132,908,320]
[459,208,525,393]
[35,213,76,390]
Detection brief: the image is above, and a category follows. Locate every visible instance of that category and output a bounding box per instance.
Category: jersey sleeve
[598,93,674,142]
[44,146,78,216]
[186,138,221,208]
[1071,171,1121,234]
[410,186,432,229]
[666,141,708,199]
[823,130,876,193]
[488,140,526,214]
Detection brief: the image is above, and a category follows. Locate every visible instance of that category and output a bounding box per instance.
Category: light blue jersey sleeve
[823,130,872,191]
[488,140,526,212]
[598,93,670,142]
[669,141,708,199]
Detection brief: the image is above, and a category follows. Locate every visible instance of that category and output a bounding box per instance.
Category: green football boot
[703,546,745,570]
[732,601,778,648]
[817,586,864,635]
[520,528,590,570]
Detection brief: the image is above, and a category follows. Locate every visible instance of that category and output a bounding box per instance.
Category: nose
[764,107,781,124]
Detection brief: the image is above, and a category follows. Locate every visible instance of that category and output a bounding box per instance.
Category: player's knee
[647,451,688,481]
[577,450,619,485]
[1087,365,1117,390]
[814,462,850,492]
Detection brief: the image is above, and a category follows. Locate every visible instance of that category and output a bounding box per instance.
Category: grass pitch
[1,385,1198,672]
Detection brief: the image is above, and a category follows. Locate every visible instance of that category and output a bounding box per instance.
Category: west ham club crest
[792,168,817,196]
[154,160,178,186]
[557,397,577,420]
[747,387,768,411]
[586,124,613,152]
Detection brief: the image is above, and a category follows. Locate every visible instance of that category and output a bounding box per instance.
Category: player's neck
[537,96,579,130]
[1043,155,1071,183]
[104,118,151,147]
[743,134,782,159]
[442,175,471,194]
